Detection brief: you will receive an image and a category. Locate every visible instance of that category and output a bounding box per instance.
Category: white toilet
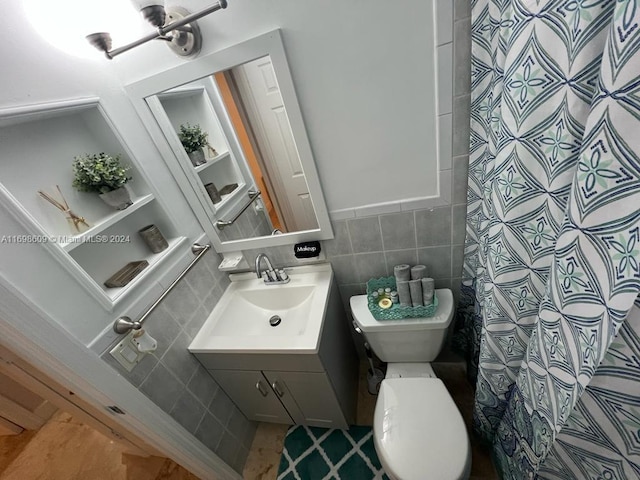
[350,289,471,480]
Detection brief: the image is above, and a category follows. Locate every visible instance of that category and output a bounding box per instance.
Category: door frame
[0,276,241,480]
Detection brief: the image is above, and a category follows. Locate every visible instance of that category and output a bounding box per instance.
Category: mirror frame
[126,29,333,253]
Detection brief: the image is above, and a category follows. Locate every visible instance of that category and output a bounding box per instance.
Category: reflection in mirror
[127,30,333,252]
[219,58,319,233]
[153,55,319,244]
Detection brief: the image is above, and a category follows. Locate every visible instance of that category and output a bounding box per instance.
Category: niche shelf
[194,150,230,173]
[154,80,251,218]
[76,235,187,303]
[157,85,230,163]
[67,199,185,303]
[106,236,186,302]
[0,98,186,310]
[209,182,246,214]
[61,194,154,251]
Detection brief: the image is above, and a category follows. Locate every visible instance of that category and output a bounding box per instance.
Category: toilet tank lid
[350,289,454,332]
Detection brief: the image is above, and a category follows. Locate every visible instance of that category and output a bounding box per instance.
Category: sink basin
[189,264,333,353]
[238,285,314,310]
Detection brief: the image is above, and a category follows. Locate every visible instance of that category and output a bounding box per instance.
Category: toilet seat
[373,377,471,480]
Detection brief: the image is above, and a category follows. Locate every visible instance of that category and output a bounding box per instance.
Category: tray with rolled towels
[366,264,437,320]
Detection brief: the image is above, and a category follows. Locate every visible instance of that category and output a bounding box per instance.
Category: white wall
[0,0,440,343]
[110,0,439,212]
[0,2,203,343]
[1,0,440,212]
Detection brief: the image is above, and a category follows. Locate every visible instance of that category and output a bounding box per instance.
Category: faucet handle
[266,270,278,282]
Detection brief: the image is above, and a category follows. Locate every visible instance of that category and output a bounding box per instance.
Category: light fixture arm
[89,0,227,60]
[156,2,225,37]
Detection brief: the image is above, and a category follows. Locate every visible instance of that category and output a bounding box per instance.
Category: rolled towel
[394,264,411,282]
[397,280,412,306]
[410,264,427,280]
[422,277,435,305]
[409,279,424,307]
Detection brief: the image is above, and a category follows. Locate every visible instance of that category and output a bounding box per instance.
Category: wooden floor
[0,411,198,480]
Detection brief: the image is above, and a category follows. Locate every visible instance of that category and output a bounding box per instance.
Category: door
[233,57,318,232]
[264,371,348,429]
[215,71,284,232]
[0,344,158,457]
[0,370,57,435]
[211,369,293,424]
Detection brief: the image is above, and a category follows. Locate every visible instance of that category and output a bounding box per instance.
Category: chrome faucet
[254,253,289,284]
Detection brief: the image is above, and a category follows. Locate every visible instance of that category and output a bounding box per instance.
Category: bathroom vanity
[189,264,358,429]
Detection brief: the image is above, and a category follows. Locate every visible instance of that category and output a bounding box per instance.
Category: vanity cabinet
[211,367,349,428]
[212,369,345,427]
[195,278,359,430]
[210,369,292,424]
[263,370,348,427]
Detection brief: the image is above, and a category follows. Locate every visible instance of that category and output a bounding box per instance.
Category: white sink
[189,263,333,353]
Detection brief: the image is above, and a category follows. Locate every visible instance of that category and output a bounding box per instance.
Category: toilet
[350,289,471,480]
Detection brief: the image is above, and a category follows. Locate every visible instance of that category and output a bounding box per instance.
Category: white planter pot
[188,149,206,167]
[99,186,132,210]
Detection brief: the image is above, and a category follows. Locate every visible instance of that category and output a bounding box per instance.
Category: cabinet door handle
[256,381,269,397]
[271,380,285,398]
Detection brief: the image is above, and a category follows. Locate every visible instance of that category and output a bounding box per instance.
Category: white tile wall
[438,113,453,171]
[436,42,453,115]
[355,202,403,218]
[436,0,454,46]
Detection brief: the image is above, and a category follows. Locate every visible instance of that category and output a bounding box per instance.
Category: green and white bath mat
[277,425,389,480]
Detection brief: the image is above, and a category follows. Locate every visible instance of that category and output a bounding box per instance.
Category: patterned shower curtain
[454,0,640,478]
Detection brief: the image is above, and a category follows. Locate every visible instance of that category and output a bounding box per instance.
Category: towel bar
[113,243,211,334]
[215,190,261,230]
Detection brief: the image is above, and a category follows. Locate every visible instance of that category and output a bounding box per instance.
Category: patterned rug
[277,425,389,480]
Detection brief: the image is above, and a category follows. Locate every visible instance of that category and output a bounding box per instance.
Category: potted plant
[72,153,133,210]
[178,123,209,167]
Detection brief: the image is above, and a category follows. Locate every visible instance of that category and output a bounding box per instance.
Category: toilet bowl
[350,290,471,480]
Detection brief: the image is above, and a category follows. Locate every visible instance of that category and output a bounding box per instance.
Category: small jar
[390,290,399,304]
[371,291,379,300]
[204,182,222,204]
[377,288,384,296]
[385,287,391,296]
[138,224,168,253]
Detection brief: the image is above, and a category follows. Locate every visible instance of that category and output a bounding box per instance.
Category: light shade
[22,0,143,58]
[130,0,165,8]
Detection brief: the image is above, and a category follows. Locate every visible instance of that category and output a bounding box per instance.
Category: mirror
[126,30,333,252]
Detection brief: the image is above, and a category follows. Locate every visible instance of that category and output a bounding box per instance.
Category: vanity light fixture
[86,0,227,60]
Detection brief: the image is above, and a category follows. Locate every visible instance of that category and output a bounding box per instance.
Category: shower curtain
[454,0,640,478]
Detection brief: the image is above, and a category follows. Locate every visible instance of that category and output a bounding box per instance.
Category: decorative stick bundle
[38,185,90,233]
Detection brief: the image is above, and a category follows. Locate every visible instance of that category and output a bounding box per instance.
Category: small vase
[204,182,222,204]
[188,149,206,167]
[138,224,168,253]
[99,186,132,210]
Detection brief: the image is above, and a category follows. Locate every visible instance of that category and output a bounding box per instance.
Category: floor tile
[0,429,36,474]
[0,411,199,480]
[243,422,289,480]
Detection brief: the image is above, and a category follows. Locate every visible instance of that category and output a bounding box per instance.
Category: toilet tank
[350,289,454,362]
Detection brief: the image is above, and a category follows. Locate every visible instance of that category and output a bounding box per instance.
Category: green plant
[178,123,209,153]
[72,153,131,194]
